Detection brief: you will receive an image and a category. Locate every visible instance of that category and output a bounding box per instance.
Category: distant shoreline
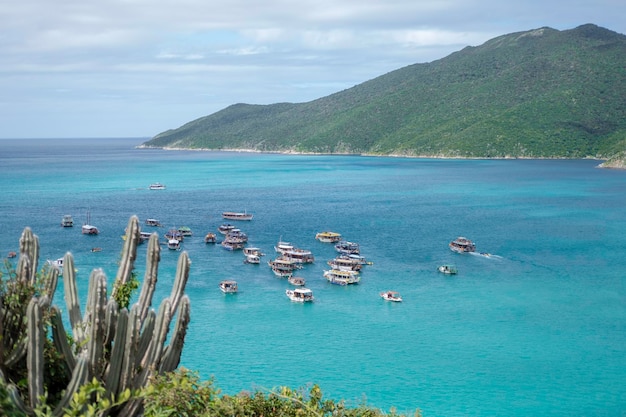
[136,144,624,169]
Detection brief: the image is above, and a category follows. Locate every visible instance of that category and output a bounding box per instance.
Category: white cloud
[1,0,625,138]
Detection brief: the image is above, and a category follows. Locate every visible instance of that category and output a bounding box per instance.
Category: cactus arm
[159,295,191,373]
[136,309,156,367]
[168,252,190,315]
[105,307,128,396]
[62,253,84,344]
[119,304,140,393]
[86,270,108,379]
[43,267,59,306]
[27,298,44,410]
[18,227,39,284]
[50,306,76,372]
[104,298,119,349]
[136,233,160,322]
[112,216,140,298]
[52,354,90,417]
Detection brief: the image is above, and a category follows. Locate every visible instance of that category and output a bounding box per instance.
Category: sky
[1,1,624,139]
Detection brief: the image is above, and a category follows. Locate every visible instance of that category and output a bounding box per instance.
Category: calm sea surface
[1,138,625,416]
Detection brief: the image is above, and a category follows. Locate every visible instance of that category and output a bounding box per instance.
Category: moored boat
[47,258,64,274]
[286,287,314,302]
[274,241,314,263]
[244,247,264,256]
[244,253,261,264]
[380,291,402,302]
[315,231,342,243]
[218,223,235,234]
[219,280,238,293]
[334,240,360,255]
[449,237,476,253]
[221,240,245,251]
[323,269,360,285]
[288,276,306,286]
[327,256,363,272]
[177,226,193,236]
[165,229,184,241]
[204,232,217,243]
[61,214,74,227]
[438,264,458,274]
[222,211,253,221]
[145,218,162,227]
[82,210,99,235]
[167,239,181,250]
[268,258,300,277]
[139,231,152,243]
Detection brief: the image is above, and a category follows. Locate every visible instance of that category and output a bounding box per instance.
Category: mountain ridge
[142,24,626,167]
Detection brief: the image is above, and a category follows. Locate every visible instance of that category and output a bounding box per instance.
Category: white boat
[244,247,264,256]
[274,241,314,263]
[268,258,300,277]
[315,231,342,243]
[145,218,162,227]
[323,269,360,285]
[334,240,360,255]
[165,229,184,241]
[48,257,64,274]
[449,237,476,253]
[82,211,99,235]
[218,223,235,234]
[221,240,245,251]
[327,256,363,272]
[380,291,402,302]
[61,214,74,227]
[139,231,152,243]
[226,229,248,242]
[438,264,458,274]
[286,288,314,302]
[149,183,166,190]
[167,238,181,250]
[219,280,238,293]
[288,276,306,286]
[244,254,261,264]
[177,226,193,236]
[222,211,253,221]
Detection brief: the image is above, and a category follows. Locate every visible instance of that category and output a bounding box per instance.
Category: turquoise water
[1,138,625,416]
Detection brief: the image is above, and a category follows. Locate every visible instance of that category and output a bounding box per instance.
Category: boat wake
[470,252,502,259]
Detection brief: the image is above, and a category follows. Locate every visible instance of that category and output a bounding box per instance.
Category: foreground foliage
[0,217,190,416]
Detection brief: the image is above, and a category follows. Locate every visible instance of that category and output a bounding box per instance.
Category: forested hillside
[142,24,626,166]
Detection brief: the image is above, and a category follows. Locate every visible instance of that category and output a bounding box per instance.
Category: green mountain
[142,24,626,165]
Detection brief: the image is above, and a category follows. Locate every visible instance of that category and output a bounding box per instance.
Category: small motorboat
[380,291,402,302]
[204,232,217,243]
[288,276,306,286]
[149,183,166,190]
[438,264,458,274]
[167,239,181,250]
[315,231,342,243]
[219,280,238,294]
[286,288,314,302]
[91,247,102,253]
[244,253,261,264]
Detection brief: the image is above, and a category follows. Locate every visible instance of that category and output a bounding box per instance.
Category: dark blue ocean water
[1,138,625,416]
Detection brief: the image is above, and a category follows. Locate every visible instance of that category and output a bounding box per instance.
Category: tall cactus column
[1,215,192,417]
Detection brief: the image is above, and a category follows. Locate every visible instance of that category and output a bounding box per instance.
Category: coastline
[136,144,622,168]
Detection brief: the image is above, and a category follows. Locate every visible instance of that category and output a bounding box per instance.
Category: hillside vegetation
[142,24,626,165]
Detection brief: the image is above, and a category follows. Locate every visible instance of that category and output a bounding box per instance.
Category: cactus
[0,215,192,416]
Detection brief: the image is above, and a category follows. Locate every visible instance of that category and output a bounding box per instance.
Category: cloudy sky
[1,0,624,139]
